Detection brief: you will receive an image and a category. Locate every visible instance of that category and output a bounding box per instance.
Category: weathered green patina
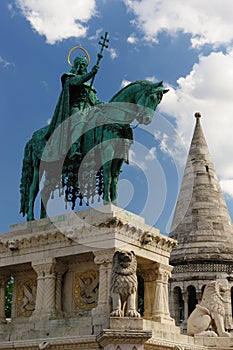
[20,35,168,221]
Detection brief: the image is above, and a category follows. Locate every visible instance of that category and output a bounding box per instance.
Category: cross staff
[83,32,109,110]
[90,32,109,88]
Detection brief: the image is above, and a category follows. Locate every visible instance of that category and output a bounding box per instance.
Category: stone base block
[97,328,152,349]
[194,335,233,348]
[110,317,143,330]
[149,315,175,325]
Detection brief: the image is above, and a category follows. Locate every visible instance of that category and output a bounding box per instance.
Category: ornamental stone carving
[74,271,99,310]
[16,279,37,317]
[110,250,140,318]
[187,281,231,337]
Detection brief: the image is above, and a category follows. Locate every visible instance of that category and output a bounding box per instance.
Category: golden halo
[67,46,90,67]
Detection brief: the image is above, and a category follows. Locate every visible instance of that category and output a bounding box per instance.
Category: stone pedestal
[98,318,152,350]
[0,204,205,350]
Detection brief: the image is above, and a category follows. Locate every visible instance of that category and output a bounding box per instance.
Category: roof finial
[195,112,201,119]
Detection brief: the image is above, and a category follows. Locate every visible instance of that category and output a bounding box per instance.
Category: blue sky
[1,0,233,235]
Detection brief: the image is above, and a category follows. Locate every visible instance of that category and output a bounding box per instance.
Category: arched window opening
[173,286,184,326]
[187,285,197,316]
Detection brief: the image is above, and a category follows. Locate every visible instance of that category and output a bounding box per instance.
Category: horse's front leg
[101,142,115,204]
[40,186,51,219]
[40,170,54,219]
[102,160,112,203]
[27,166,39,221]
[110,158,123,204]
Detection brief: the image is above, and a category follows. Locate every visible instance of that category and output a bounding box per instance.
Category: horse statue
[20,80,168,221]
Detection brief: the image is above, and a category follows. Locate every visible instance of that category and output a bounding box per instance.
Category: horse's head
[135,81,168,125]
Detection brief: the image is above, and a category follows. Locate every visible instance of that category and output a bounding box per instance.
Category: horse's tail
[20,140,34,217]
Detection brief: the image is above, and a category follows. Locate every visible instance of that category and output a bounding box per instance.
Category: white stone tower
[169,113,233,329]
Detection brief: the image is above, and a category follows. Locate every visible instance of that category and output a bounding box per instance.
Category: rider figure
[45,55,101,160]
[65,56,102,158]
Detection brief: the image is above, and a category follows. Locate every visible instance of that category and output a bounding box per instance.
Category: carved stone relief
[74,271,99,310]
[16,279,37,317]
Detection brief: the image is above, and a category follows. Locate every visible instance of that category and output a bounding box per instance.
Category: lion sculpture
[110,250,140,317]
[187,281,230,337]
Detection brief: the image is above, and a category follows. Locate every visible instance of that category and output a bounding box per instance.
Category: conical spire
[169,112,233,265]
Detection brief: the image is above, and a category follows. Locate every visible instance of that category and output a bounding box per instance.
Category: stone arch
[187,285,197,316]
[173,286,184,326]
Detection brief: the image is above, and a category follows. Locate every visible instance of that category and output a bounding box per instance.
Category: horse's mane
[109,80,155,102]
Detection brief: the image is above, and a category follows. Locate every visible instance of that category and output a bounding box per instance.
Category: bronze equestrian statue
[20,33,168,221]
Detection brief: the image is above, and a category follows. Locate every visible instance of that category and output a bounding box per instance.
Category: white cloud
[15,0,97,44]
[0,56,15,68]
[123,0,233,48]
[109,48,118,60]
[220,179,233,198]
[158,50,233,196]
[127,34,137,44]
[145,76,156,83]
[129,149,147,171]
[120,79,131,88]
[145,147,156,160]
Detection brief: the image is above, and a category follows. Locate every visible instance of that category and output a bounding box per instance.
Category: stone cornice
[145,338,206,350]
[172,262,233,274]
[0,231,70,253]
[0,336,99,350]
[0,211,176,256]
[97,329,152,346]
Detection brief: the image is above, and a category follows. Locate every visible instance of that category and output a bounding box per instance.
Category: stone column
[151,263,174,324]
[31,258,58,320]
[182,290,188,331]
[141,268,157,320]
[0,276,10,323]
[92,249,115,333]
[55,263,67,317]
[43,260,56,318]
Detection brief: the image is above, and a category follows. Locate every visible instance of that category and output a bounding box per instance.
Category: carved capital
[140,268,157,282]
[93,249,115,265]
[32,258,56,277]
[156,263,173,283]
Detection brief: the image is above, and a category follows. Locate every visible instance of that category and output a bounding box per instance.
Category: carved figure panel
[16,279,37,317]
[74,271,99,310]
